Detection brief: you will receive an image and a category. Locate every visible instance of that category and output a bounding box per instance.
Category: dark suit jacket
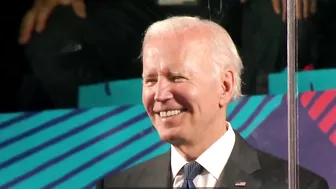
[96,133,329,189]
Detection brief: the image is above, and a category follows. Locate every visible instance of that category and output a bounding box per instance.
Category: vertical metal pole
[287,0,298,189]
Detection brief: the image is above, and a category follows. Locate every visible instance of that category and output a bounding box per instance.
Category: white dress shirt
[171,122,236,188]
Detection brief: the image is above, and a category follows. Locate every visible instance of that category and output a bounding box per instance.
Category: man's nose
[154,80,173,102]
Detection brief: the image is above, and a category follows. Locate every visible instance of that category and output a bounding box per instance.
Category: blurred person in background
[17,0,335,111]
[18,0,163,110]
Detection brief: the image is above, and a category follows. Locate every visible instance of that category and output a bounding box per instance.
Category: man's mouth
[157,109,186,118]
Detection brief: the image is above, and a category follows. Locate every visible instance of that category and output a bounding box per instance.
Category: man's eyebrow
[142,69,188,78]
[169,70,189,77]
[142,73,156,78]
[170,71,183,75]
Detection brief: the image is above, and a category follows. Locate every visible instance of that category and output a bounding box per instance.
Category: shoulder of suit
[99,152,169,187]
[254,150,328,188]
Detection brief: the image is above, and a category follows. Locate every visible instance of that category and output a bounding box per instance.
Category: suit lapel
[139,151,173,187]
[219,132,262,189]
[144,132,263,188]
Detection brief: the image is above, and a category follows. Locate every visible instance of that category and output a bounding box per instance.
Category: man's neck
[174,120,228,161]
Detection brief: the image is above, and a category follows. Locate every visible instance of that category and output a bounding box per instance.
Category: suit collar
[220,132,262,188]
[228,132,261,174]
[131,151,172,187]
[154,151,173,187]
[141,132,262,188]
[170,122,236,180]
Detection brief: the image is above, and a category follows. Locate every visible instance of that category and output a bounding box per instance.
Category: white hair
[142,16,243,100]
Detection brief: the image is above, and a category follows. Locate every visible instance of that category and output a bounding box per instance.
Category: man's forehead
[142,62,187,76]
[143,32,204,53]
[142,34,212,76]
[143,46,160,57]
[142,56,212,79]
[143,39,206,62]
[142,39,182,68]
[143,39,179,57]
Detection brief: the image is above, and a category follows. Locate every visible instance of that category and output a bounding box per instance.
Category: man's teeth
[159,110,182,118]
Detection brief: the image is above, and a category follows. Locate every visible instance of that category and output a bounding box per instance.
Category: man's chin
[159,132,185,146]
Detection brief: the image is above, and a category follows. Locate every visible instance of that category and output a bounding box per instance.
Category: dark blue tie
[181,162,203,189]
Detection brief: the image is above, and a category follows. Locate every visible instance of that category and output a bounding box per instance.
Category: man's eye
[171,76,185,82]
[144,78,157,84]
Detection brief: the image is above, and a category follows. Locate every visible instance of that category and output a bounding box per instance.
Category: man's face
[142,34,229,144]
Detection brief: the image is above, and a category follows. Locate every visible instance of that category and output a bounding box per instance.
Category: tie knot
[183,161,203,180]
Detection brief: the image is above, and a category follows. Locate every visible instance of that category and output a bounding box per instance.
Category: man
[96,16,328,189]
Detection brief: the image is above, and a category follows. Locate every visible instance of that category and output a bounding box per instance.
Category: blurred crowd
[1,0,335,112]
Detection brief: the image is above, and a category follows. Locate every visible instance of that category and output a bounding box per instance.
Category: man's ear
[219,69,234,107]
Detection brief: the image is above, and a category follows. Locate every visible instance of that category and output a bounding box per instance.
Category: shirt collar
[170,122,236,179]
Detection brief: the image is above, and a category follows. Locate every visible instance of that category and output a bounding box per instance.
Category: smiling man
[96,16,328,189]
